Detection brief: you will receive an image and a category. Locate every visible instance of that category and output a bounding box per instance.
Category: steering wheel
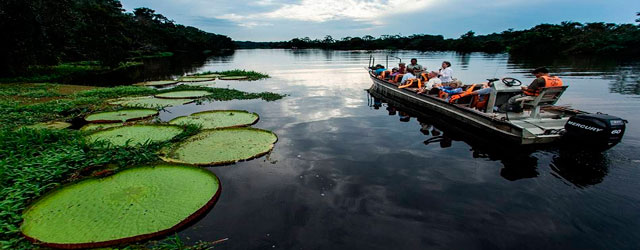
[502,77,522,87]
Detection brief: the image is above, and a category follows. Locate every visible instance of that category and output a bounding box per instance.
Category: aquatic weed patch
[21,165,221,249]
[193,69,269,81]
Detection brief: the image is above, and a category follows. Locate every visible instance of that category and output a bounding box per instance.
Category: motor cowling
[563,113,626,150]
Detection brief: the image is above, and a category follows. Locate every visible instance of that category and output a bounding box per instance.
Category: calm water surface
[157,49,639,250]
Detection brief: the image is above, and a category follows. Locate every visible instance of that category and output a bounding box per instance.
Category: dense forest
[0,0,234,76]
[238,18,640,57]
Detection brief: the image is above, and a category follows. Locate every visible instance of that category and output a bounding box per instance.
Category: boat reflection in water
[367,89,609,187]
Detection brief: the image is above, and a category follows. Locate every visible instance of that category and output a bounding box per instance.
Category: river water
[153,49,639,249]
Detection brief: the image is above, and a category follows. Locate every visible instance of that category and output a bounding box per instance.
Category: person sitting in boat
[407,58,424,75]
[417,72,442,94]
[374,64,386,75]
[389,67,400,79]
[436,81,463,99]
[500,67,563,112]
[436,61,453,83]
[400,68,417,84]
[398,63,407,74]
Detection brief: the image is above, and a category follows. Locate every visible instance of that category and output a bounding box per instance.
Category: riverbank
[0,82,284,249]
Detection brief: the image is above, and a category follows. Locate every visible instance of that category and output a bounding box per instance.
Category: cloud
[219,0,433,24]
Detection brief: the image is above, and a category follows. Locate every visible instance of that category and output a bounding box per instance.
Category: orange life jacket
[523,75,563,96]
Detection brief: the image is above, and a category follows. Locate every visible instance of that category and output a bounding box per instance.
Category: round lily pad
[219,76,248,80]
[133,80,178,87]
[87,125,183,147]
[169,110,259,129]
[24,121,72,130]
[155,91,211,99]
[80,123,124,132]
[109,96,194,108]
[21,164,221,249]
[85,109,158,123]
[191,74,221,78]
[161,127,277,166]
[179,77,216,82]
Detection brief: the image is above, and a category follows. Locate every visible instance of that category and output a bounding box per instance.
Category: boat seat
[516,86,568,119]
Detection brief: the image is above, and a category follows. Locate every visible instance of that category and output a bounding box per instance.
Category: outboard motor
[563,113,627,150]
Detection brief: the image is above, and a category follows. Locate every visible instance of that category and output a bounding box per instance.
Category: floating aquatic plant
[189,73,221,78]
[85,109,158,123]
[23,121,72,130]
[155,91,211,99]
[87,125,183,147]
[219,76,248,80]
[132,80,178,87]
[20,164,221,249]
[178,77,216,82]
[108,96,194,108]
[169,110,259,129]
[80,123,124,132]
[161,127,277,165]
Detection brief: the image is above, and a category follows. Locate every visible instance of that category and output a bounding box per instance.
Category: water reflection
[367,90,611,186]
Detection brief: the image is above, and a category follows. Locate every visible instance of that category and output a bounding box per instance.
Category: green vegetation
[169,110,259,129]
[0,0,234,76]
[161,128,278,166]
[21,164,220,248]
[238,21,640,56]
[0,84,283,129]
[87,125,184,147]
[193,70,270,81]
[85,109,159,123]
[0,83,283,248]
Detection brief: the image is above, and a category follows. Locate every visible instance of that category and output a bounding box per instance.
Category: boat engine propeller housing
[563,113,627,150]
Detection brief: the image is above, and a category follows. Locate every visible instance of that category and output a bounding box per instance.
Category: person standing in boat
[406,58,424,75]
[436,61,453,83]
[500,67,563,112]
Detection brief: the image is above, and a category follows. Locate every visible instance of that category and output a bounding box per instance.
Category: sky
[120,0,640,42]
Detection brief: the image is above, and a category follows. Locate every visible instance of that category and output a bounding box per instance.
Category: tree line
[0,0,234,76]
[237,20,640,57]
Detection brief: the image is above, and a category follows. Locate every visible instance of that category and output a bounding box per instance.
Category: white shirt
[400,72,416,84]
[439,67,453,83]
[424,77,442,90]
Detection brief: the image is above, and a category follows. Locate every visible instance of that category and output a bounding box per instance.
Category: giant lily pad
[109,96,194,108]
[21,164,221,249]
[133,80,178,87]
[219,76,248,80]
[85,109,158,123]
[179,76,216,82]
[24,121,72,130]
[155,91,211,99]
[190,74,221,78]
[87,125,183,146]
[169,110,259,129]
[80,123,124,132]
[161,127,277,165]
